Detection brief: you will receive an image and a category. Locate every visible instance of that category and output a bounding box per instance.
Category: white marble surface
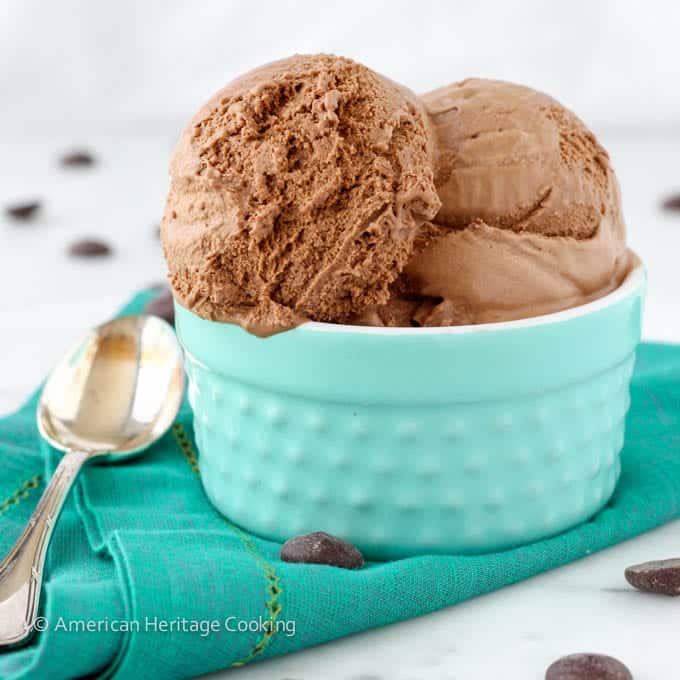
[2,126,680,679]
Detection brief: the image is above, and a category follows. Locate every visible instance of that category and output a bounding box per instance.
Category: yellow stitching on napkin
[171,423,283,666]
[172,423,200,475]
[0,473,43,517]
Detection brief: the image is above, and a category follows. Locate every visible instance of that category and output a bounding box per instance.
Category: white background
[1,0,680,130]
[2,2,680,678]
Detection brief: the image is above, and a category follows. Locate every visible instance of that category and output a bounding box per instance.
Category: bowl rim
[298,264,646,335]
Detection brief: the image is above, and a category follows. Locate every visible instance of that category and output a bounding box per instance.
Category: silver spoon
[0,314,185,647]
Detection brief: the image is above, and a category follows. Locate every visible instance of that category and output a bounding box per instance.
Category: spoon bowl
[0,314,185,647]
[38,315,185,459]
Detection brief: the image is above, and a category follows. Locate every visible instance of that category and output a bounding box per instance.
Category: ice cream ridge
[161,55,634,335]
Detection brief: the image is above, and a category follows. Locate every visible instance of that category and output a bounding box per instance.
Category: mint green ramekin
[174,265,645,559]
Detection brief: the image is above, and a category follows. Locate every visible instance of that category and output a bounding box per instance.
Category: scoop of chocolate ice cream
[358,79,634,328]
[161,54,440,335]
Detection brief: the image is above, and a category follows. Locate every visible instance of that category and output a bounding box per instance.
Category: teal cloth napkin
[1,289,680,680]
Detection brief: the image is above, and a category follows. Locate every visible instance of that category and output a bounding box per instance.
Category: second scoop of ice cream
[357,78,633,327]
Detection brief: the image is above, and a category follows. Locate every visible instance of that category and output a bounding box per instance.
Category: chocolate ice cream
[162,61,634,334]
[358,79,633,327]
[161,54,440,335]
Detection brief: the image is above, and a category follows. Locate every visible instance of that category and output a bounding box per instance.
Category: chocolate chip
[5,200,41,221]
[60,150,96,167]
[280,532,364,569]
[546,653,632,680]
[662,194,680,211]
[144,289,174,325]
[625,557,680,595]
[68,238,112,257]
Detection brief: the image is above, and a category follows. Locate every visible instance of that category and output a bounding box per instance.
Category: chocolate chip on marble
[68,238,112,257]
[625,557,680,596]
[280,532,364,569]
[545,653,632,680]
[662,193,680,212]
[144,289,175,325]
[60,150,96,167]
[5,200,41,221]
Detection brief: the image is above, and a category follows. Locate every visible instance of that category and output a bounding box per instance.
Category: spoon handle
[0,449,91,647]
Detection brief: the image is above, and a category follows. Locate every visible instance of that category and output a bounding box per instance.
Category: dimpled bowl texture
[175,266,645,559]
